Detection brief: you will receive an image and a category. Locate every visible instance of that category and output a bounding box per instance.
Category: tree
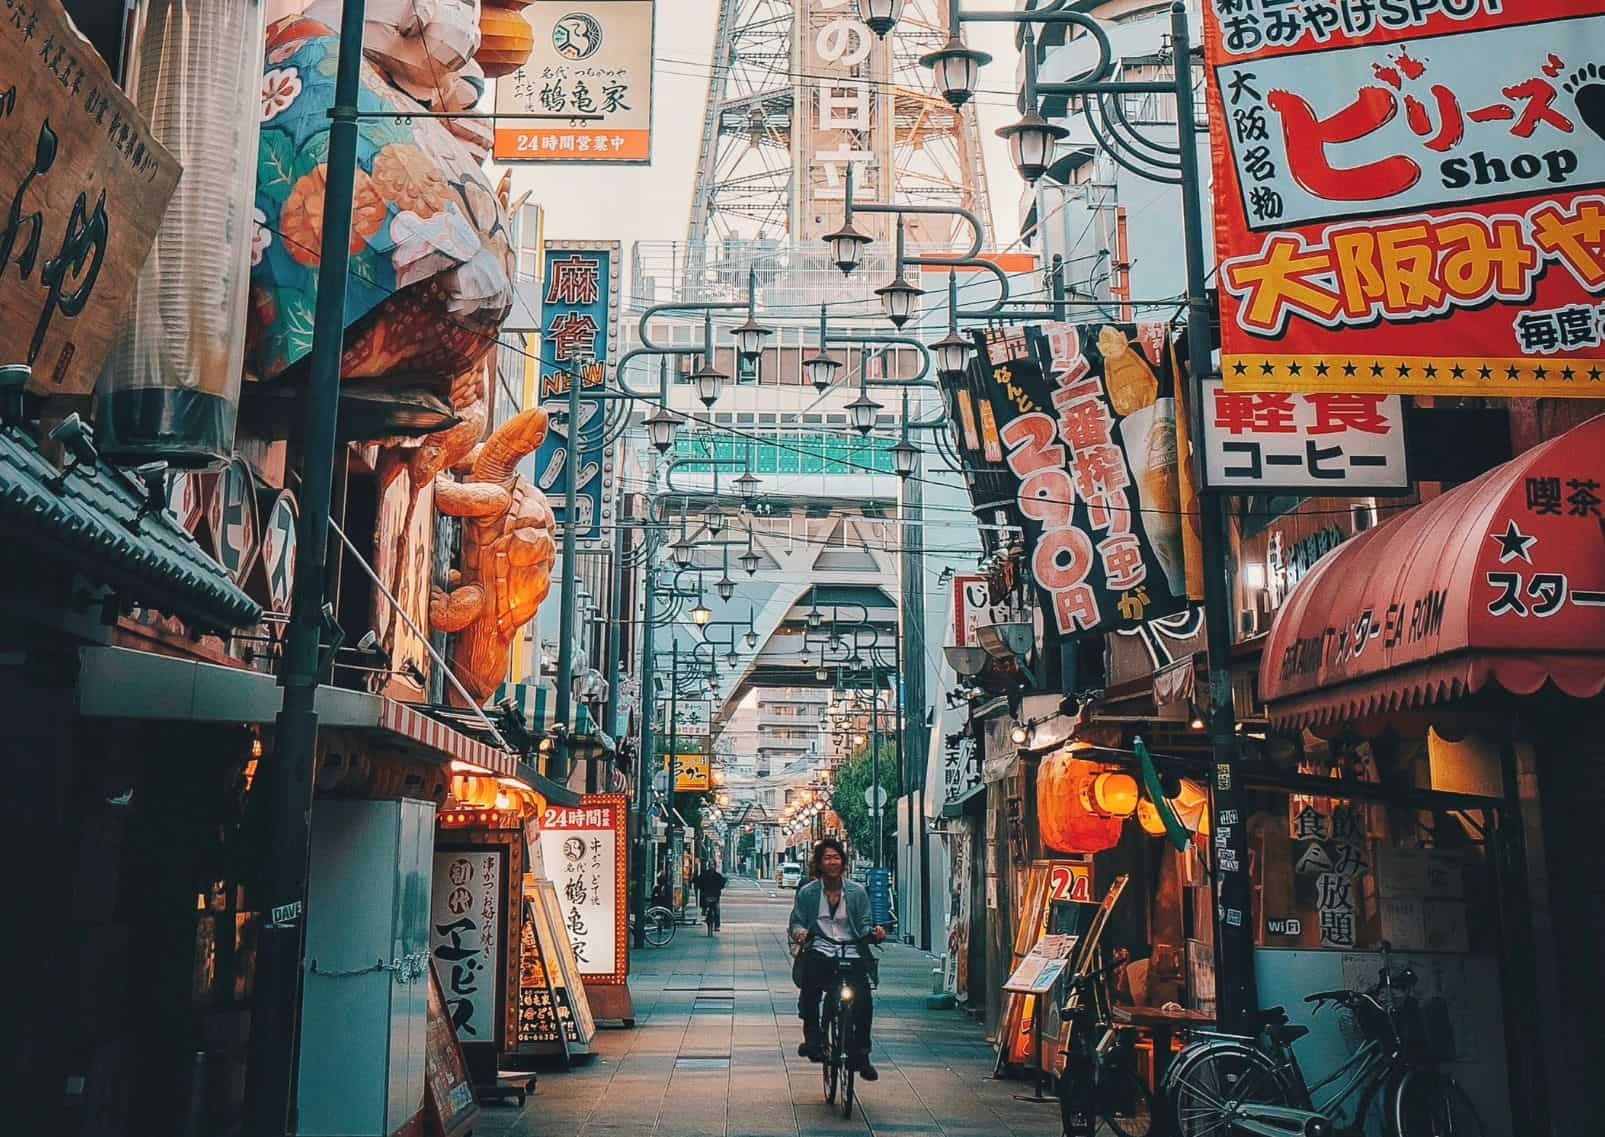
[829,741,898,864]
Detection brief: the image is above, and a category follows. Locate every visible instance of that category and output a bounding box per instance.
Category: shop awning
[1259,415,1605,730]
[500,680,614,751]
[0,427,259,631]
[78,645,521,776]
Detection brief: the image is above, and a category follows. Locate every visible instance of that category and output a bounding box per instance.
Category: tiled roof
[0,425,261,630]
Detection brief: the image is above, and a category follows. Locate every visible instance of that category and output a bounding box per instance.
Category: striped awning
[378,697,516,777]
[500,681,607,742]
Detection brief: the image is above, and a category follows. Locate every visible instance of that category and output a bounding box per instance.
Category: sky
[491,3,1024,254]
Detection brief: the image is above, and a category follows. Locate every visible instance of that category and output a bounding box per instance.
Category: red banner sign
[1205,1,1605,398]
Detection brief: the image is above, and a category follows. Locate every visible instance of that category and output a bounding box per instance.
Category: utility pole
[596,508,627,794]
[247,3,366,1133]
[668,643,680,919]
[551,351,587,784]
[631,556,656,947]
[869,668,881,869]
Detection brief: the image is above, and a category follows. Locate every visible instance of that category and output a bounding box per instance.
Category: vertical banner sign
[538,793,628,983]
[1205,2,1605,398]
[0,0,181,396]
[799,0,887,240]
[536,240,619,545]
[493,1,656,162]
[942,732,981,807]
[975,323,1190,637]
[431,849,503,1042]
[1202,381,1409,492]
[952,573,990,647]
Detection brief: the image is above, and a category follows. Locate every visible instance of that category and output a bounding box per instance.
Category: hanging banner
[972,322,1190,637]
[493,1,655,163]
[952,573,990,647]
[537,794,627,983]
[535,240,619,545]
[1205,2,1605,398]
[1201,381,1409,492]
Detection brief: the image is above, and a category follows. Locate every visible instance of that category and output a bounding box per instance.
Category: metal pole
[669,644,680,919]
[247,2,366,1133]
[870,670,881,869]
[551,353,586,784]
[596,512,627,794]
[632,556,656,947]
[1170,2,1258,1034]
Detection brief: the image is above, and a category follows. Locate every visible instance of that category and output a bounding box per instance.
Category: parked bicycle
[640,904,676,948]
[1057,962,1154,1137]
[800,930,879,1120]
[1164,943,1481,1137]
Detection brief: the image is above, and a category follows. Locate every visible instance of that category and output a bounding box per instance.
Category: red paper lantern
[1037,751,1124,854]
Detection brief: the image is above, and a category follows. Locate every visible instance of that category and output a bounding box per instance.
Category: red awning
[1259,415,1605,730]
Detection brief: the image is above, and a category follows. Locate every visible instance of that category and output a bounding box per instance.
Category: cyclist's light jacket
[788,878,873,959]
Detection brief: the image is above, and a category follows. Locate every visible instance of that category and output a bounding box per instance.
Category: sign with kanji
[966,322,1190,639]
[534,240,618,545]
[493,1,655,163]
[1205,1,1605,398]
[430,849,503,1043]
[537,795,627,983]
[952,573,990,647]
[941,732,980,806]
[0,0,181,396]
[666,750,710,792]
[1202,381,1408,491]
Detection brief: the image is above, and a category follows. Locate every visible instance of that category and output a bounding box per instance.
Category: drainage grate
[674,1056,731,1069]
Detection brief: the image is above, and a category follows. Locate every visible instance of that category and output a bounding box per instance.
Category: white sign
[431,849,502,1043]
[493,1,655,163]
[538,797,627,983]
[1202,380,1408,492]
[1213,15,1604,231]
[863,784,888,809]
[942,732,980,806]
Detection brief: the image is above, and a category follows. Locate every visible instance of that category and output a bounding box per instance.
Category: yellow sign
[666,752,709,792]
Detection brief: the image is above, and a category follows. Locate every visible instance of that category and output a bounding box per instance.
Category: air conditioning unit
[975,621,1033,662]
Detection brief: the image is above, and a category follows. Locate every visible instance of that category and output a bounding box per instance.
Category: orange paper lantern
[478,4,535,78]
[1037,751,1124,854]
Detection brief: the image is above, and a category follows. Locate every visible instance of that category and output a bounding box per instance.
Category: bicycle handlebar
[1304,989,1352,1004]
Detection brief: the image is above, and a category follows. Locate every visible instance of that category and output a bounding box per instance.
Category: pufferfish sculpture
[429,406,558,707]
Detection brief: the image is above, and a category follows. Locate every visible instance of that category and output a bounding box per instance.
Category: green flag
[1136,736,1191,852]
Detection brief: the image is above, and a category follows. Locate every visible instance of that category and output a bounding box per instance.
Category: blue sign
[535,243,617,544]
[868,867,892,927]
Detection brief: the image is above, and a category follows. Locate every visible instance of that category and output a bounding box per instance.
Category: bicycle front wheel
[822,995,839,1105]
[1169,1041,1291,1137]
[1391,1071,1484,1137]
[1098,1068,1154,1137]
[644,907,675,947]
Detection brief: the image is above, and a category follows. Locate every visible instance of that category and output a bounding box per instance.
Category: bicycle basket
[1396,997,1457,1063]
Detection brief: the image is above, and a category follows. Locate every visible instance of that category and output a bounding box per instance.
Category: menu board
[423,960,479,1137]
[516,899,564,1049]
[537,794,628,983]
[532,878,596,1045]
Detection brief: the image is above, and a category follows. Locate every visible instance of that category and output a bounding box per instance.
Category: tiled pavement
[480,879,1062,1137]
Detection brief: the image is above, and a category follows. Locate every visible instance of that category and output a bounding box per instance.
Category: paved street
[481,877,1061,1137]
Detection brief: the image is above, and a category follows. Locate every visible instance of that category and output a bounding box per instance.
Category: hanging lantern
[1036,751,1123,854]
[477,2,537,78]
[1083,771,1140,818]
[450,773,500,809]
[1136,797,1168,837]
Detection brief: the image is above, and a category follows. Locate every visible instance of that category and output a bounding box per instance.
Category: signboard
[0,0,181,396]
[968,322,1190,638]
[952,573,989,647]
[516,900,563,1046]
[430,849,502,1043]
[537,794,627,983]
[798,0,888,240]
[534,240,619,545]
[530,878,597,1043]
[941,732,980,807]
[493,1,655,163]
[1046,861,1093,905]
[666,750,710,791]
[423,960,480,1137]
[206,456,259,586]
[1205,1,1605,398]
[252,491,298,614]
[1202,381,1408,492]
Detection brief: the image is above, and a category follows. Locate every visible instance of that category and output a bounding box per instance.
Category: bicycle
[641,904,676,947]
[798,931,879,1120]
[703,895,722,935]
[1057,963,1154,1137]
[1164,943,1482,1137]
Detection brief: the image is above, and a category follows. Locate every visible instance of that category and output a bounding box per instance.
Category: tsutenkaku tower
[688,0,994,250]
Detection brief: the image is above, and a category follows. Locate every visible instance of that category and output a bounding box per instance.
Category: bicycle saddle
[1246,1006,1310,1044]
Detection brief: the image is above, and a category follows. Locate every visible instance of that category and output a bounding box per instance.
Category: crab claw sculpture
[429,407,557,706]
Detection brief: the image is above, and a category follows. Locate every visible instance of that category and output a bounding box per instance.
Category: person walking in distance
[695,861,727,934]
[788,838,885,1080]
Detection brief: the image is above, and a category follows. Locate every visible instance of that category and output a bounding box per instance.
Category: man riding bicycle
[787,838,885,1080]
[695,862,727,933]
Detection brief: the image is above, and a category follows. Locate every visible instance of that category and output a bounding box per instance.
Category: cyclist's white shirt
[812,888,860,959]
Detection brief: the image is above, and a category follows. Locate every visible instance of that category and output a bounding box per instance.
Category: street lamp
[823,216,872,275]
[724,649,739,668]
[806,603,824,630]
[920,35,991,109]
[644,404,680,453]
[803,350,844,392]
[846,390,882,436]
[733,470,760,500]
[671,535,697,569]
[717,574,735,601]
[932,328,974,377]
[690,599,712,626]
[874,272,922,328]
[739,547,761,576]
[815,666,830,683]
[996,107,1068,185]
[732,313,773,360]
[856,0,904,38]
[706,511,725,536]
[692,361,727,408]
[891,436,921,479]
